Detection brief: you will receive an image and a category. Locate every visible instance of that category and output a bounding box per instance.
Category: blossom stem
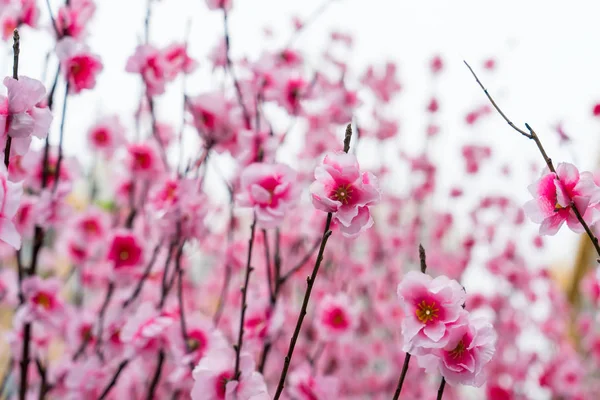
[4,29,19,168]
[436,377,446,400]
[98,359,129,400]
[273,212,333,399]
[392,244,429,400]
[123,241,163,308]
[263,229,274,301]
[52,83,69,192]
[94,282,115,361]
[146,350,165,400]
[223,9,251,128]
[286,0,335,48]
[464,61,600,261]
[233,214,257,379]
[213,188,235,326]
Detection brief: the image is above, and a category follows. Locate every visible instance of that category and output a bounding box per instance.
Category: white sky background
[3,0,598,291]
[2,1,599,398]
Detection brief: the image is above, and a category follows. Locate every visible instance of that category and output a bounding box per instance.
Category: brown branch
[392,244,429,400]
[233,215,257,379]
[464,61,600,260]
[4,29,19,168]
[272,214,333,399]
[145,350,165,400]
[98,360,129,400]
[123,242,163,308]
[437,377,446,400]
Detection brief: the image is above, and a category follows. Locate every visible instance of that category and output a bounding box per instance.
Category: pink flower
[0,163,22,249]
[186,92,234,147]
[287,365,340,400]
[310,151,381,237]
[1,76,52,155]
[107,230,144,270]
[120,302,175,354]
[163,43,198,78]
[87,115,126,157]
[396,271,466,351]
[415,315,496,387]
[126,45,169,95]
[191,349,269,400]
[56,37,103,94]
[524,162,600,235]
[205,0,233,11]
[56,0,96,38]
[315,293,357,340]
[21,276,65,326]
[236,162,299,228]
[126,142,162,177]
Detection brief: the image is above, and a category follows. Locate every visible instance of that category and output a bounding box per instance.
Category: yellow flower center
[332,184,353,205]
[120,251,129,261]
[449,340,466,359]
[415,300,439,324]
[35,293,52,309]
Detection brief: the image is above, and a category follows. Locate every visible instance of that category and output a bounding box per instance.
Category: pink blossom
[524,162,600,235]
[21,276,65,325]
[360,62,402,102]
[56,37,103,94]
[120,303,175,353]
[107,230,144,270]
[205,0,233,11]
[310,151,381,237]
[396,271,466,351]
[191,349,269,400]
[236,162,299,228]
[1,76,52,155]
[287,365,340,400]
[87,115,126,157]
[416,315,496,387]
[126,142,162,177]
[186,92,235,147]
[0,163,22,248]
[126,45,169,95]
[56,0,96,38]
[315,293,357,340]
[163,43,198,78]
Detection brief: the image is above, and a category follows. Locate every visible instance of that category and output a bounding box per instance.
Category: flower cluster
[398,271,497,387]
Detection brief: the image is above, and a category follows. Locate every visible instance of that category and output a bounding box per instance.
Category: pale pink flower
[524,162,600,235]
[56,37,103,94]
[120,302,175,354]
[287,365,340,400]
[315,293,357,340]
[87,115,125,157]
[21,276,65,326]
[163,43,198,78]
[56,0,96,39]
[107,230,144,270]
[396,271,466,351]
[416,315,496,387]
[1,76,52,155]
[186,92,234,147]
[191,349,269,400]
[126,45,169,95]
[126,142,162,177]
[236,162,299,228]
[205,0,232,11]
[0,163,22,248]
[310,151,381,237]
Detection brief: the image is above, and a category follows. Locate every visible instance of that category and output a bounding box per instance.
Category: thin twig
[273,214,333,399]
[279,237,320,284]
[97,360,129,400]
[464,61,600,260]
[94,282,115,361]
[263,229,274,301]
[286,0,335,48]
[53,83,69,192]
[4,29,19,168]
[233,215,257,379]
[223,9,251,128]
[145,350,165,400]
[123,242,163,308]
[437,377,446,400]
[392,244,429,400]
